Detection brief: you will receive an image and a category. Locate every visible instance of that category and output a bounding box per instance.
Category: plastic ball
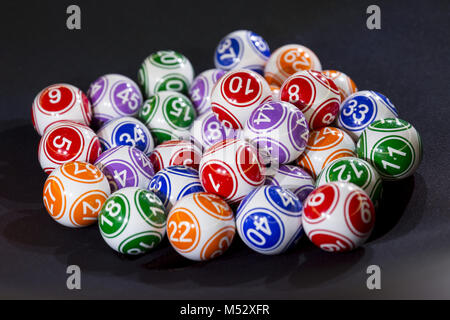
[189,69,226,115]
[297,127,356,179]
[138,50,194,98]
[270,85,281,100]
[42,161,110,228]
[265,44,322,87]
[94,146,155,192]
[167,192,236,261]
[32,83,92,136]
[322,70,358,102]
[280,70,341,130]
[357,118,422,180]
[243,101,309,164]
[98,187,166,255]
[96,116,154,155]
[338,90,399,141]
[149,165,205,211]
[302,181,375,252]
[214,30,270,74]
[211,69,272,129]
[265,165,315,202]
[149,139,202,173]
[138,91,196,144]
[236,185,303,255]
[199,139,265,204]
[87,74,143,127]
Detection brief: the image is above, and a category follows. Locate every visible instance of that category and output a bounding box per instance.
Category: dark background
[0,0,449,299]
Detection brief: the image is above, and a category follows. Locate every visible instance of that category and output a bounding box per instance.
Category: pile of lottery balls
[33,30,422,259]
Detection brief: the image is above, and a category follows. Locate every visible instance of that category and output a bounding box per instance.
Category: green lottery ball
[98,187,166,255]
[316,156,383,206]
[357,118,423,180]
[138,50,194,98]
[138,91,196,144]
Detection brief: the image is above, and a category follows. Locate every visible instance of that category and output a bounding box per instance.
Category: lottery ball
[338,90,399,141]
[167,192,235,261]
[32,83,91,136]
[97,116,154,155]
[297,127,356,179]
[302,182,375,252]
[270,85,281,100]
[265,44,322,87]
[150,139,202,173]
[214,30,270,74]
[94,146,154,192]
[149,166,205,211]
[265,165,315,203]
[43,161,110,228]
[322,70,358,102]
[280,70,341,130]
[138,50,194,98]
[357,118,422,180]
[38,121,101,174]
[199,139,265,204]
[138,91,196,144]
[189,69,226,115]
[98,187,166,255]
[236,186,303,255]
[243,101,309,164]
[189,112,240,151]
[211,69,272,129]
[316,157,382,206]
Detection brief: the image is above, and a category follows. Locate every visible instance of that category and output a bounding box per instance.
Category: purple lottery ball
[244,101,309,164]
[189,69,226,115]
[265,165,315,202]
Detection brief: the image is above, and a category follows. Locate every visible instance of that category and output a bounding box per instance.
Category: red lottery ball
[149,139,202,173]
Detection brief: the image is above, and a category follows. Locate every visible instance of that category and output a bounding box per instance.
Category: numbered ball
[302,182,375,252]
[98,187,166,255]
[280,70,341,130]
[297,127,356,179]
[32,83,92,136]
[265,165,315,202]
[150,139,202,173]
[189,69,226,115]
[38,121,101,174]
[138,50,194,98]
[211,69,272,129]
[199,139,265,204]
[357,118,422,180]
[322,70,357,102]
[149,165,204,211]
[94,146,155,192]
[43,161,110,228]
[265,44,322,87]
[244,101,309,164]
[214,30,270,74]
[270,85,281,100]
[190,112,240,151]
[167,192,236,261]
[88,74,143,127]
[236,186,303,255]
[97,116,154,155]
[138,91,196,144]
[338,90,398,141]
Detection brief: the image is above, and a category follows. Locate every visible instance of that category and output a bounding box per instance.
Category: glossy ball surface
[211,69,272,129]
[98,187,166,255]
[236,186,303,255]
[214,30,270,74]
[322,70,358,102]
[43,161,110,228]
[244,101,309,164]
[138,50,194,98]
[149,139,202,173]
[32,83,92,136]
[189,69,226,115]
[265,165,315,202]
[302,182,375,252]
[280,70,341,130]
[167,192,236,261]
[94,146,155,192]
[357,118,422,180]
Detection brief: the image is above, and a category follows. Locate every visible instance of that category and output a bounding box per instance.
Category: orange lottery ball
[322,70,358,102]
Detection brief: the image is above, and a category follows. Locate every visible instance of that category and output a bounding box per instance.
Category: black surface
[1,0,449,299]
